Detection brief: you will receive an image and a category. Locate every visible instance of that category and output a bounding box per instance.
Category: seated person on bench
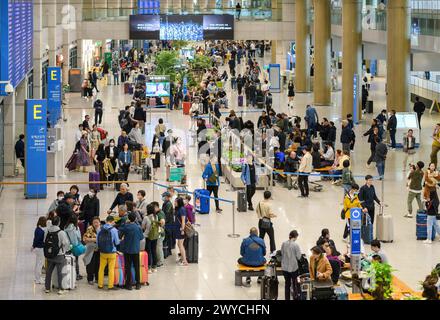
[238,227,266,286]
[320,141,335,167]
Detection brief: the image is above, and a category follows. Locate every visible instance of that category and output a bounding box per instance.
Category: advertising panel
[47,67,62,126]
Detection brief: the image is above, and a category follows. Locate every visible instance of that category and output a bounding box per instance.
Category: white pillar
[33,0,44,99]
[45,0,57,66]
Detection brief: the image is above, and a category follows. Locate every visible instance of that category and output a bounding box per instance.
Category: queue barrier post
[228,200,240,238]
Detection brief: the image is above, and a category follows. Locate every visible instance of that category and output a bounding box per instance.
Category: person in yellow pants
[97,216,120,290]
[430,123,440,168]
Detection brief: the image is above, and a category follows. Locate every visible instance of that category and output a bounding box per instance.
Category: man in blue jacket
[241,155,259,210]
[305,105,319,138]
[202,156,223,213]
[97,215,121,290]
[118,212,145,290]
[238,227,266,286]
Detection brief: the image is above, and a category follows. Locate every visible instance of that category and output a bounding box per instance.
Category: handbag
[66,232,86,257]
[340,208,348,220]
[184,222,195,238]
[261,217,272,229]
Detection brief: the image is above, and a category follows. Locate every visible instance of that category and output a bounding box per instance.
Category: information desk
[222,164,269,190]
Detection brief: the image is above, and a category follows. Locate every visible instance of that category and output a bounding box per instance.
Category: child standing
[184,195,196,225]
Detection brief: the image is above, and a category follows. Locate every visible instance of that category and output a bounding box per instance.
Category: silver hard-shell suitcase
[376,179,393,242]
[51,254,77,290]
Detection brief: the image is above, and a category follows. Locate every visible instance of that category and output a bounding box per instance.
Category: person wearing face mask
[135,190,148,219]
[105,139,119,183]
[47,191,65,214]
[162,192,176,259]
[342,184,368,242]
[79,188,100,230]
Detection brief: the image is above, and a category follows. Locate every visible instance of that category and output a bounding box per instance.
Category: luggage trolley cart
[292,172,324,192]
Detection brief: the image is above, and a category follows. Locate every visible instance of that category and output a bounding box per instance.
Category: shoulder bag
[66,231,86,257]
[258,203,272,229]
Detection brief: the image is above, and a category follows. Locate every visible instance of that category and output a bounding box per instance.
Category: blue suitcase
[194,189,210,214]
[334,286,348,300]
[416,210,436,240]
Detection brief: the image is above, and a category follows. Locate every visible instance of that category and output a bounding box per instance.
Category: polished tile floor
[1,55,440,300]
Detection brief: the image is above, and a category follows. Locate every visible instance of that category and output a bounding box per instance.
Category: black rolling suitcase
[367,100,373,114]
[260,260,278,300]
[114,170,125,191]
[312,279,336,300]
[142,165,151,181]
[237,190,247,212]
[184,231,199,263]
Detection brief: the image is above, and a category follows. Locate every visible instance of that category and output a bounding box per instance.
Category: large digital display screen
[129,15,160,40]
[146,82,170,97]
[0,0,33,90]
[129,14,234,40]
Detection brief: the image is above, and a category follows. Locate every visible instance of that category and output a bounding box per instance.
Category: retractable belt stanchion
[228,201,240,238]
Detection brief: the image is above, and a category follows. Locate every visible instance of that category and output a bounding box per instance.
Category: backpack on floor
[44,230,61,259]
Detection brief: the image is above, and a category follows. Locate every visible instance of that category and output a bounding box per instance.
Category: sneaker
[248,206,254,211]
[76,275,83,281]
[135,284,142,290]
[124,285,133,291]
[88,281,94,285]
[216,208,223,213]
[342,238,349,243]
[108,286,119,291]
[156,263,164,268]
[152,268,157,273]
[148,270,153,274]
[97,286,104,290]
[366,163,371,169]
[178,261,189,266]
[45,289,50,294]
[404,214,413,218]
[57,290,66,295]
[423,239,432,244]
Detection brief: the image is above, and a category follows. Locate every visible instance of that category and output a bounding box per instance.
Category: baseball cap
[162,191,171,198]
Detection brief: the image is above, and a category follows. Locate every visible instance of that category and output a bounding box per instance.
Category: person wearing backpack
[97,215,120,290]
[202,155,223,213]
[341,160,355,195]
[151,201,166,268]
[118,212,145,290]
[162,191,175,259]
[43,216,71,294]
[142,204,160,273]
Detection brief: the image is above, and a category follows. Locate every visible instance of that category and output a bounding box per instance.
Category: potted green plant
[365,261,395,300]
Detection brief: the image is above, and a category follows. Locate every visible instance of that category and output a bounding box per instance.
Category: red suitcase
[124,83,130,94]
[89,172,100,191]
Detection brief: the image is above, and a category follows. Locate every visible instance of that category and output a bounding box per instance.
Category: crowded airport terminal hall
[2,0,440,308]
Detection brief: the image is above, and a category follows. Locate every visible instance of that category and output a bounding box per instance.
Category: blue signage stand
[47,67,62,127]
[350,207,362,292]
[183,76,188,96]
[25,100,48,199]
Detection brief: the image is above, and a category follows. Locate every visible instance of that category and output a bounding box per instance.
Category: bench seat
[235,264,283,286]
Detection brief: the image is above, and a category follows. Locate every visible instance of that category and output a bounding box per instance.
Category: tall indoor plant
[366,261,394,300]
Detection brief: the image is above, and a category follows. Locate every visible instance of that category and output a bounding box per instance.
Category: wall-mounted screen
[146,82,170,97]
[129,15,160,40]
[129,14,234,40]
